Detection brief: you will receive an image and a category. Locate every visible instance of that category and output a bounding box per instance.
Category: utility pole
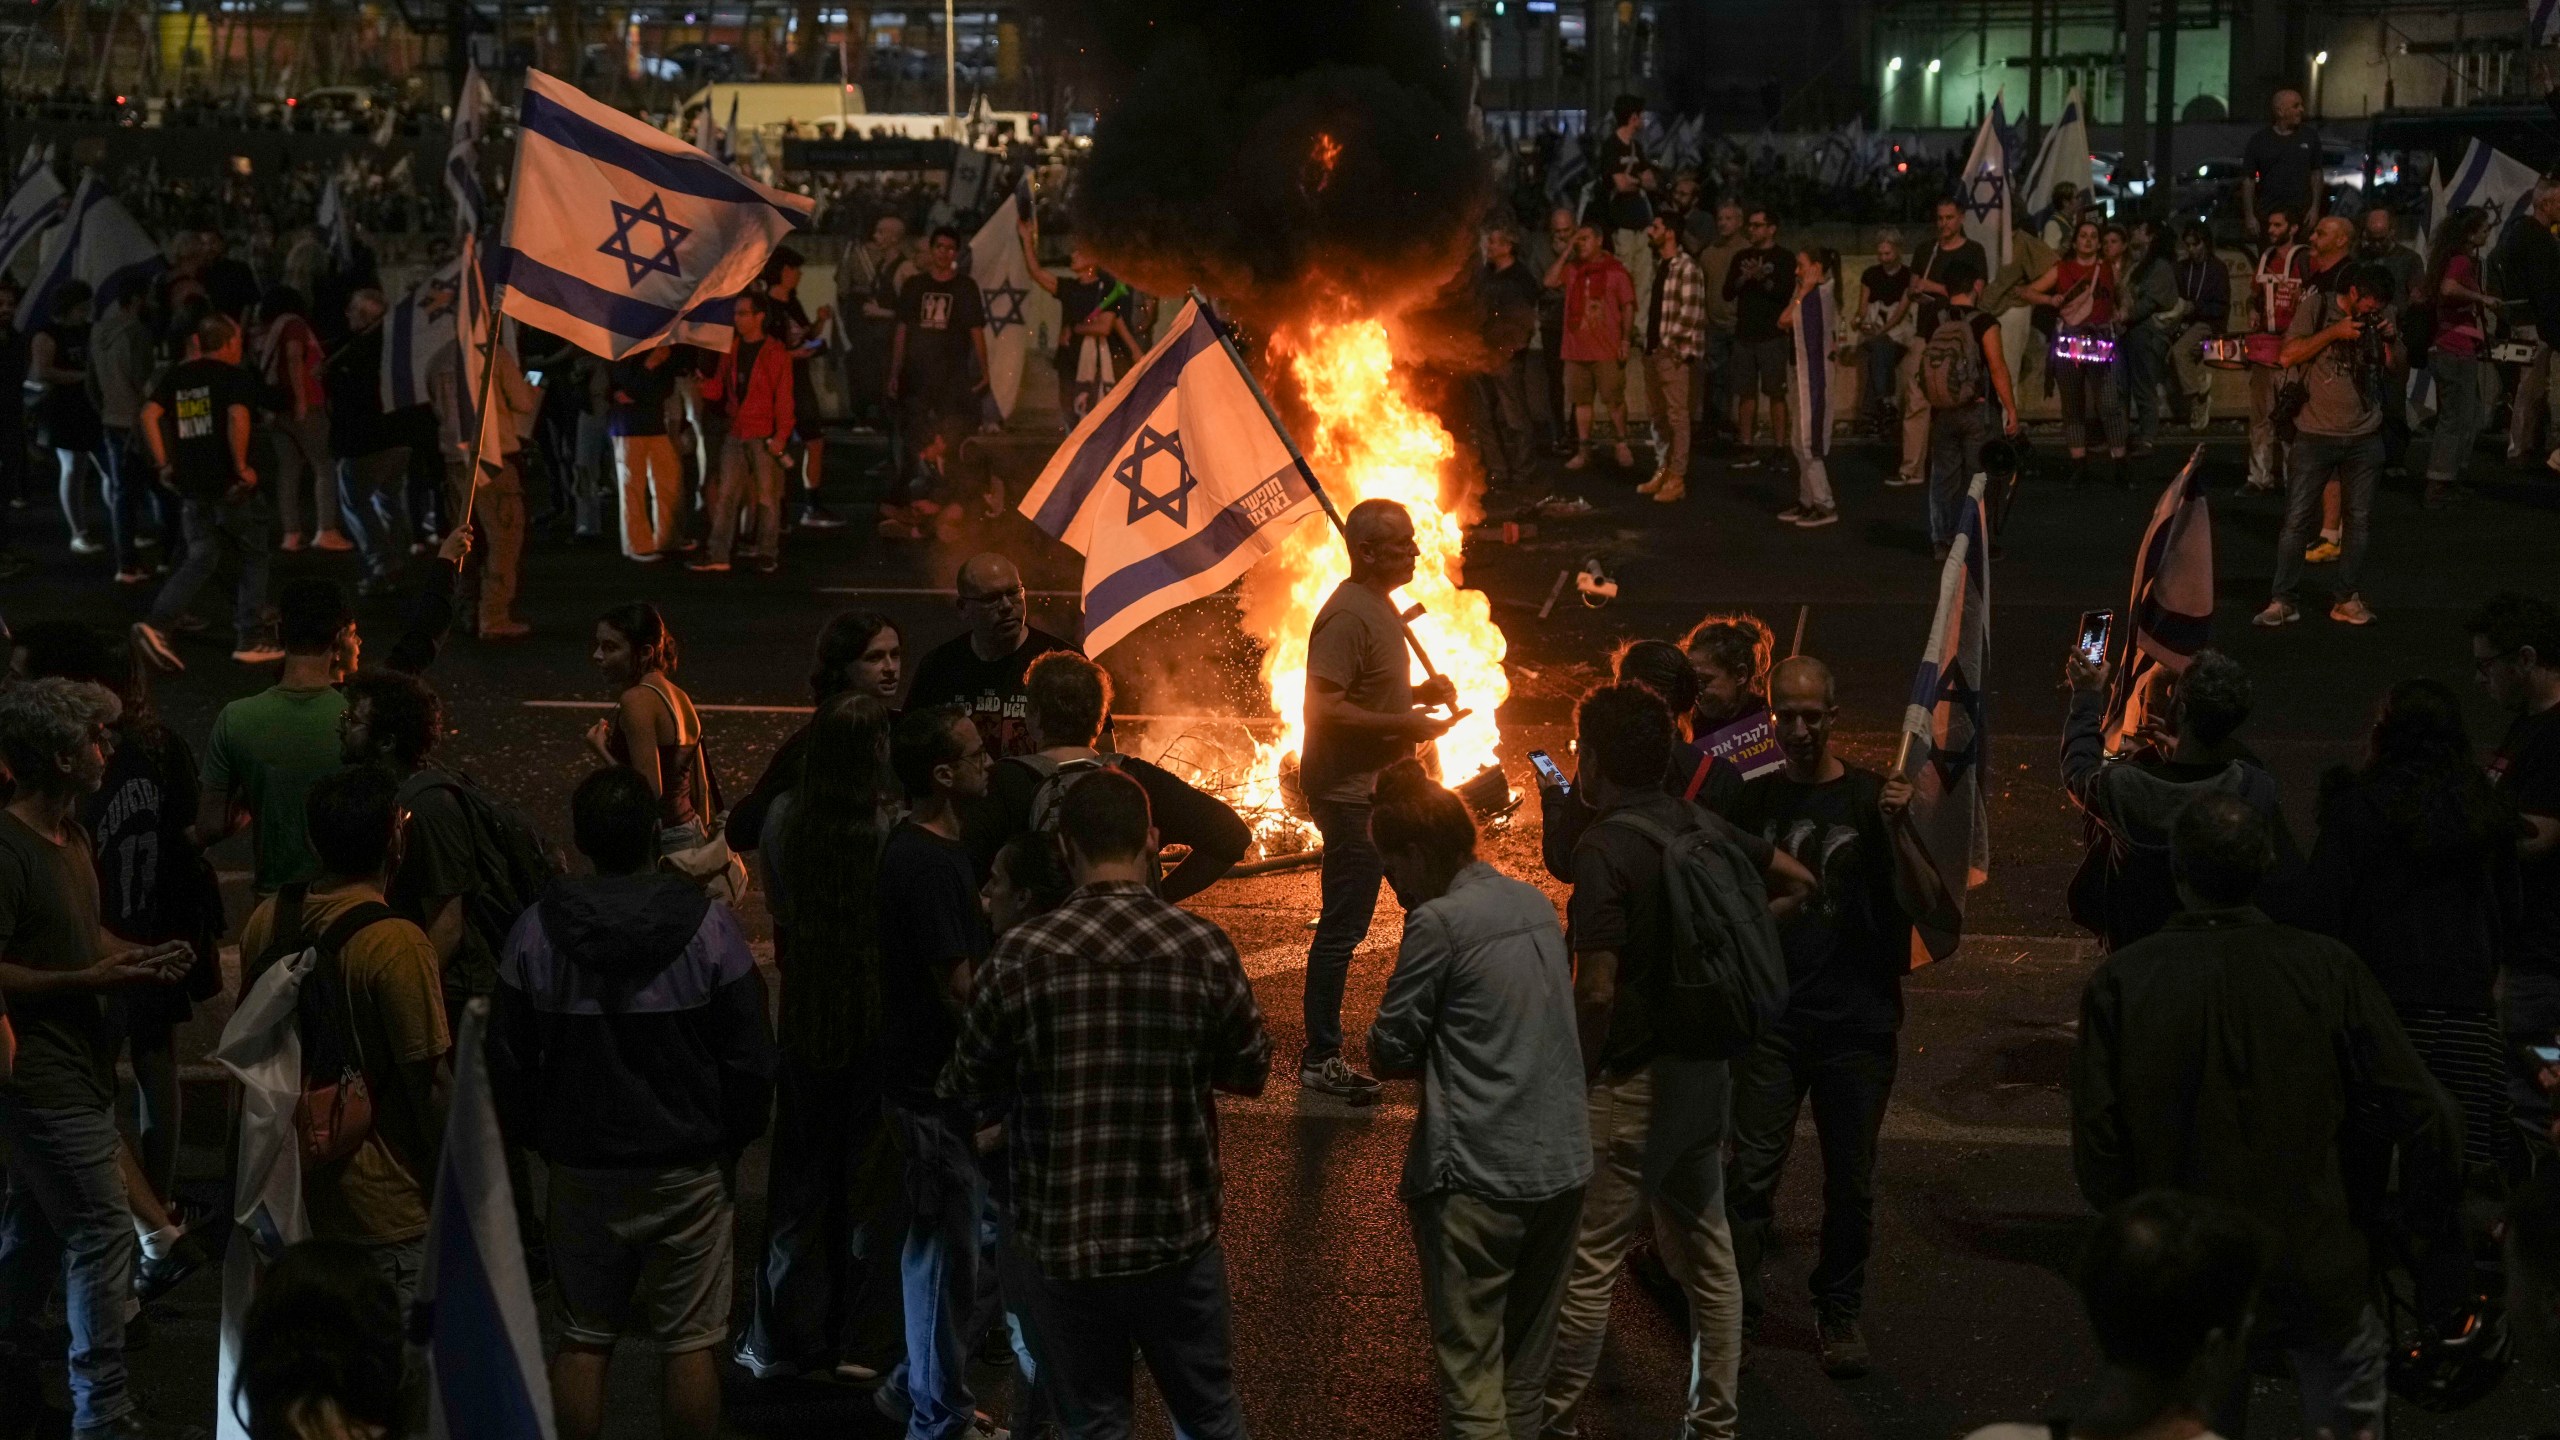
[2124,0,2150,205]
[2153,0,2179,202]
[2027,0,2046,125]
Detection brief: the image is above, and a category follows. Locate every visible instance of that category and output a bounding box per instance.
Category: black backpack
[1595,807,1789,1061]
[407,769,565,955]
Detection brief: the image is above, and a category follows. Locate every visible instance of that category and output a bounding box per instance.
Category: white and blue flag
[2430,137,2539,239]
[2536,0,2560,48]
[448,64,494,235]
[1790,278,1837,460]
[21,176,163,330]
[2023,85,2093,232]
[209,942,320,1440]
[383,259,460,411]
[1899,473,1991,963]
[1018,299,1323,657]
[0,161,66,281]
[423,999,555,1440]
[1957,94,2011,273]
[970,175,1035,419]
[2103,447,2213,754]
[456,234,514,478]
[318,173,355,270]
[13,140,45,187]
[499,69,814,359]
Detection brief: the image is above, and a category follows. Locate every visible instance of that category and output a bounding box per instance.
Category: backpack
[407,770,566,956]
[1919,315,1985,411]
[1595,808,1789,1061]
[1009,753,1126,835]
[263,886,401,1165]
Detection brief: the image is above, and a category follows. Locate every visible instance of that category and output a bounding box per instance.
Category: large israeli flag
[210,948,318,1440]
[0,161,65,281]
[2536,0,2560,48]
[448,64,494,235]
[21,176,163,330]
[382,259,460,411]
[1899,473,1991,964]
[1957,95,2012,273]
[1019,299,1323,656]
[1790,278,1836,459]
[2102,447,2213,754]
[970,175,1035,419]
[499,69,814,359]
[423,999,555,1440]
[2023,86,2093,233]
[2430,137,2539,238]
[456,235,514,478]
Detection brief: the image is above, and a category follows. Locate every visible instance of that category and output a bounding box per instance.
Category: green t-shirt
[204,684,347,894]
[0,811,113,1109]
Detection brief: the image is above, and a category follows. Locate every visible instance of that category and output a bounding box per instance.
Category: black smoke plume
[1070,0,1493,331]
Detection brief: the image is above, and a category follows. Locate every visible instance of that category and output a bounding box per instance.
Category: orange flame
[1307,132,1344,193]
[1226,317,1509,845]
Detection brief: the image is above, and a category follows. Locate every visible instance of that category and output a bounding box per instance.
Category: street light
[2310,50,2329,118]
[1927,57,1942,73]
[1888,55,1904,72]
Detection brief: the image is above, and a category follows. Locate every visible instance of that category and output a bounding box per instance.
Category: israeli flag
[2023,85,2093,233]
[0,161,66,281]
[456,235,514,477]
[1018,298,1322,656]
[13,140,44,186]
[1790,278,1837,460]
[382,259,460,411]
[21,176,163,330]
[2102,447,2213,754]
[2537,0,2560,48]
[498,69,814,359]
[969,175,1035,419]
[1899,473,1991,964]
[2430,137,2539,239]
[1957,95,2012,273]
[317,174,354,270]
[210,946,319,1440]
[423,999,556,1440]
[448,64,494,235]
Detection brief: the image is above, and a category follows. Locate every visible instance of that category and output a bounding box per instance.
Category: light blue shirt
[1368,861,1592,1203]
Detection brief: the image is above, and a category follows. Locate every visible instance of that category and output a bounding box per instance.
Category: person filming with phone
[1297,499,1461,1104]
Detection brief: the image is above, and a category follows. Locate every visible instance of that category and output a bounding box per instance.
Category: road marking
[1213,1090,2067,1146]
[814,587,1084,599]
[516,700,1283,726]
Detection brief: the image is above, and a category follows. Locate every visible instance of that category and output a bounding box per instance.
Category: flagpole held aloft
[1185,287,1456,699]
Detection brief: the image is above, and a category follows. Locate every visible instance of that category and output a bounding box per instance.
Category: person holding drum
[2420,206,2502,508]
[2020,218,2131,486]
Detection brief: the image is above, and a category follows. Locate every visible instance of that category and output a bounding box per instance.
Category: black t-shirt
[1590,133,1652,233]
[1054,273,1135,368]
[1728,767,1913,1033]
[2244,123,2323,220]
[875,821,990,1102]
[1567,792,1777,1076]
[2491,702,2560,977]
[1725,246,1795,342]
[1914,240,1989,334]
[325,326,393,456]
[80,726,198,945]
[903,627,1079,760]
[389,767,497,997]
[1860,264,1913,316]
[608,353,678,437]
[897,271,988,387]
[152,357,261,499]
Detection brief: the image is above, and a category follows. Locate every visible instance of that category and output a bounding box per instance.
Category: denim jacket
[1368,861,1592,1203]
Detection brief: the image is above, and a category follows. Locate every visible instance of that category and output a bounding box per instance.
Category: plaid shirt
[940,881,1272,1280]
[1647,250,1708,361]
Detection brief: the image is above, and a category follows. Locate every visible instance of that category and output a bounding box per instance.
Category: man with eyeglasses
[902,551,1084,760]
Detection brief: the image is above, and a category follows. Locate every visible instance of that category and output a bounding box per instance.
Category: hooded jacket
[489,872,776,1169]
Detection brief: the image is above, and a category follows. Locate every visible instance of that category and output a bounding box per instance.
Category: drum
[2052,329,2118,366]
[2200,337,2251,370]
[2243,332,2284,368]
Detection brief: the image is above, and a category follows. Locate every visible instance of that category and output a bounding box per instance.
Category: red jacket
[703,335,795,442]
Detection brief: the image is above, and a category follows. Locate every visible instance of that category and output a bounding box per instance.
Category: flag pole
[1187,288,1453,693]
[454,274,504,538]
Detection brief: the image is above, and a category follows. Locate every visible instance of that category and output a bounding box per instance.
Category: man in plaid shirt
[941,768,1272,1437]
[1640,211,1708,504]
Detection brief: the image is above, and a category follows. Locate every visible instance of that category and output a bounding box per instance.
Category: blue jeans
[0,1102,134,1431]
[1008,1241,1248,1440]
[337,445,413,582]
[2123,324,2170,444]
[1925,401,1996,551]
[1727,1021,1898,1322]
[1303,797,1381,1066]
[2269,430,2382,606]
[150,488,274,640]
[100,426,164,573]
[888,1102,985,1440]
[2212,1303,2388,1440]
[1704,327,1737,432]
[1858,337,1903,429]
[2503,968,2560,1167]
[2427,354,2491,486]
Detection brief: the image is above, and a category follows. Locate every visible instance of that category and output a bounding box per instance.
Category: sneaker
[312,530,355,552]
[130,622,184,673]
[830,1359,881,1384]
[114,568,150,586]
[796,502,847,530]
[1563,450,1590,471]
[2329,596,2377,626]
[748,556,780,574]
[230,633,287,665]
[1882,472,1924,488]
[1730,453,1765,471]
[1298,1054,1383,1105]
[685,558,732,573]
[632,550,667,563]
[1817,1313,1872,1379]
[167,612,209,634]
[1774,504,1809,523]
[68,533,105,556]
[1794,504,1839,529]
[133,1235,210,1304]
[2304,538,2342,564]
[2252,599,2301,627]
[280,532,307,553]
[729,1337,800,1381]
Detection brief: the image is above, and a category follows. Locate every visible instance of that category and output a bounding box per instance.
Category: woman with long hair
[730,611,902,856]
[734,691,900,1381]
[2421,206,2501,507]
[585,602,712,851]
[2019,217,2130,481]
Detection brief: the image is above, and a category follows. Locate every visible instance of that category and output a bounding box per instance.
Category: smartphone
[1527,749,1569,793]
[2074,609,2115,666]
[2528,1043,2560,1067]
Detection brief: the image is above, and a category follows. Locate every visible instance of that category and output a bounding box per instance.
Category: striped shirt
[941,881,1273,1279]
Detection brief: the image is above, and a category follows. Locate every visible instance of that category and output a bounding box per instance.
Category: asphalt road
[13,417,2560,1439]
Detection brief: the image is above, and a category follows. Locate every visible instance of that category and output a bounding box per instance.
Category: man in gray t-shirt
[2256,264,2398,631]
[1298,500,1457,1101]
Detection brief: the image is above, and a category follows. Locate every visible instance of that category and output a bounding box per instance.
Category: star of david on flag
[1957,93,2012,272]
[983,278,1029,337]
[496,69,813,359]
[1020,299,1322,656]
[968,173,1038,417]
[1897,473,1992,965]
